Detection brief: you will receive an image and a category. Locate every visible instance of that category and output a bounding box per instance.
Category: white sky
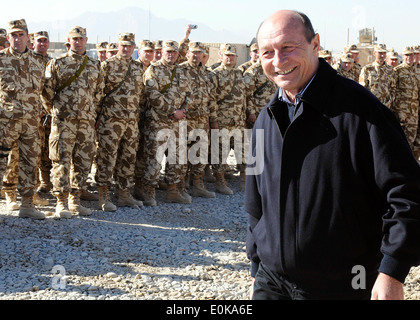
[1,0,418,52]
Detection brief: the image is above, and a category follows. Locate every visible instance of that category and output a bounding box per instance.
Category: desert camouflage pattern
[238,60,254,74]
[359,61,396,108]
[334,65,358,82]
[244,61,277,121]
[392,62,419,149]
[412,64,420,153]
[42,50,104,121]
[351,63,362,82]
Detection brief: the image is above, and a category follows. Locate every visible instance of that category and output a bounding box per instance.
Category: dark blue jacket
[245,59,420,297]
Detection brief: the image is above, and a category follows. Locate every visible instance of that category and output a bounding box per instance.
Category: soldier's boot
[38,170,52,193]
[191,174,216,198]
[203,165,216,183]
[165,183,191,204]
[55,193,72,219]
[215,172,234,195]
[69,191,92,216]
[19,195,45,220]
[177,177,192,203]
[133,180,145,201]
[117,188,143,209]
[5,191,20,211]
[80,188,99,201]
[143,185,157,207]
[224,164,235,180]
[98,186,117,212]
[33,192,49,206]
[240,171,246,192]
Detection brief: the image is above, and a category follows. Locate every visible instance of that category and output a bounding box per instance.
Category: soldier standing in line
[318,49,333,65]
[96,33,145,212]
[387,50,400,68]
[179,42,216,199]
[359,44,396,109]
[411,46,420,159]
[0,19,46,219]
[139,40,191,206]
[238,43,259,74]
[42,26,104,219]
[96,42,108,62]
[392,46,419,153]
[208,43,229,71]
[335,53,357,81]
[345,44,362,81]
[106,43,118,59]
[209,44,249,195]
[137,40,154,71]
[152,40,163,63]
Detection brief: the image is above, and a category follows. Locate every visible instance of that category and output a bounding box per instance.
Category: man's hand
[371,273,404,300]
[247,114,257,124]
[173,109,186,121]
[210,121,219,130]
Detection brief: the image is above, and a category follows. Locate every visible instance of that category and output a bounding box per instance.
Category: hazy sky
[1,0,418,52]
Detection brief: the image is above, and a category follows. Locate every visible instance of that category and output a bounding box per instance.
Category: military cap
[402,46,414,55]
[412,46,420,54]
[138,40,154,50]
[223,44,238,56]
[341,53,354,63]
[0,28,6,37]
[119,33,135,46]
[189,41,203,53]
[250,43,258,52]
[318,49,332,58]
[162,40,179,51]
[219,43,230,52]
[0,36,8,47]
[202,44,210,55]
[387,51,399,60]
[34,31,49,40]
[346,44,359,53]
[96,41,108,51]
[106,43,118,52]
[68,26,87,38]
[153,40,163,49]
[8,19,28,33]
[374,44,387,53]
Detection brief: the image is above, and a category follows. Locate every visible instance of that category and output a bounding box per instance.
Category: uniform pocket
[49,117,63,161]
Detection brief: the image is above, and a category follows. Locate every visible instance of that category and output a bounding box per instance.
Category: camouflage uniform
[392,60,419,150]
[141,42,192,192]
[244,60,276,127]
[359,61,396,108]
[334,53,358,82]
[96,42,145,194]
[42,28,104,211]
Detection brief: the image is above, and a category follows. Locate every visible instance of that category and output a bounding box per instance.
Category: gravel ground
[0,169,419,301]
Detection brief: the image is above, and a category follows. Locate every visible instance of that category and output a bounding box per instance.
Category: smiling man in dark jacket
[245,10,420,300]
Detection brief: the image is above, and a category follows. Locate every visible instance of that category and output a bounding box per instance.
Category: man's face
[414,53,420,64]
[68,36,88,55]
[118,44,135,59]
[97,50,107,62]
[374,51,387,65]
[162,49,179,65]
[139,49,154,65]
[8,30,29,53]
[107,51,117,59]
[33,37,50,56]
[154,49,162,62]
[187,50,204,66]
[403,53,415,66]
[222,54,237,68]
[250,50,259,62]
[258,15,320,96]
[387,58,399,68]
[341,61,353,72]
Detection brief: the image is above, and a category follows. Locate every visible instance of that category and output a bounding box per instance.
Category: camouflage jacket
[244,61,276,117]
[100,55,145,120]
[392,63,419,113]
[0,47,45,119]
[335,65,358,82]
[42,50,104,121]
[143,59,191,123]
[178,61,213,117]
[208,64,247,126]
[359,61,396,108]
[238,60,254,74]
[352,63,362,81]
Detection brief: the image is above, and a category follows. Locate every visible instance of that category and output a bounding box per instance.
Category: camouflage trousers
[211,124,248,175]
[39,119,52,184]
[49,117,96,194]
[393,102,419,150]
[142,119,188,187]
[95,117,139,190]
[0,117,41,197]
[187,116,210,177]
[134,118,147,185]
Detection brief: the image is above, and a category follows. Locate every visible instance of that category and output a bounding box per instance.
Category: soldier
[106,43,118,59]
[0,36,8,50]
[179,42,216,198]
[335,53,357,81]
[139,40,191,206]
[152,40,163,63]
[208,43,229,71]
[42,26,104,219]
[387,50,399,68]
[318,49,333,65]
[392,46,419,153]
[96,32,145,211]
[137,40,154,71]
[0,19,46,219]
[345,44,362,81]
[209,44,249,194]
[96,41,108,62]
[359,44,396,108]
[238,43,259,74]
